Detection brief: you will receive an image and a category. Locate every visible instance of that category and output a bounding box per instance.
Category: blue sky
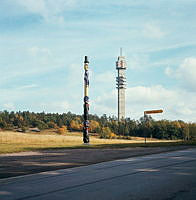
[0,0,196,121]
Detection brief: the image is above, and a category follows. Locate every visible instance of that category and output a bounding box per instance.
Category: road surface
[0,146,188,179]
[0,148,196,200]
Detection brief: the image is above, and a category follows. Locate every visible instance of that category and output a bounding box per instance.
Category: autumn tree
[70,117,82,131]
[89,120,100,133]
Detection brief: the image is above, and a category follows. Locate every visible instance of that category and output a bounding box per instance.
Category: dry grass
[0,130,183,154]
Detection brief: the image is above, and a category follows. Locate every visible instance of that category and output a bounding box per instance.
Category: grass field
[0,130,195,154]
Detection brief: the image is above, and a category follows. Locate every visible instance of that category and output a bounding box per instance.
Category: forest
[0,110,195,140]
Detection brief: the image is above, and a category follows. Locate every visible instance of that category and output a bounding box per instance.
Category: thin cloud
[15,0,76,23]
[176,57,196,91]
[165,57,196,92]
[17,84,38,90]
[94,71,115,83]
[40,101,70,113]
[28,46,51,56]
[126,85,196,121]
[142,23,166,39]
[3,103,15,110]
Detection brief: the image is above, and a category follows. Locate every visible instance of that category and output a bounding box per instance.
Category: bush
[57,126,67,135]
[32,120,48,130]
[99,127,116,139]
[89,120,100,133]
[47,121,58,129]
[21,127,28,133]
[110,132,117,139]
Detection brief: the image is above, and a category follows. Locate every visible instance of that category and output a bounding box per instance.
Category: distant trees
[189,123,196,140]
[0,110,195,140]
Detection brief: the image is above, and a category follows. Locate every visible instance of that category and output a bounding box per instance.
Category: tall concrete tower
[116,48,127,121]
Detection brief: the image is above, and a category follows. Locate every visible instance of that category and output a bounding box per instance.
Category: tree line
[0,110,195,140]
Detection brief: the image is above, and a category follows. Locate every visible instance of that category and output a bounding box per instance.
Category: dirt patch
[0,146,191,179]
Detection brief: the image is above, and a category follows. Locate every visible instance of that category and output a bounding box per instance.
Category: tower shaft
[118,71,125,120]
[116,51,127,121]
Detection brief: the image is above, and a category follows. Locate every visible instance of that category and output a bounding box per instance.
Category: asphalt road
[0,148,196,200]
[0,146,189,179]
[0,146,188,179]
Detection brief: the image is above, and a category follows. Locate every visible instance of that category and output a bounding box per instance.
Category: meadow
[0,130,189,154]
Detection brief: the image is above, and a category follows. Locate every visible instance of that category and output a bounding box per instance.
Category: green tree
[99,127,115,139]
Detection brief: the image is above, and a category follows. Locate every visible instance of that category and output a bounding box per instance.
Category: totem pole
[83,56,90,143]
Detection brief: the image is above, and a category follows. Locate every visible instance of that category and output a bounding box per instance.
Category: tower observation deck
[116,49,127,121]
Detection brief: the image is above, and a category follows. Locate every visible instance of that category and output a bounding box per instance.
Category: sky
[0,0,196,122]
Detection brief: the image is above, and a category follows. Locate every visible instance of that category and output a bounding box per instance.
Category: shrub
[57,126,67,135]
[32,120,48,130]
[21,127,28,133]
[110,132,117,139]
[47,121,58,129]
[99,127,116,139]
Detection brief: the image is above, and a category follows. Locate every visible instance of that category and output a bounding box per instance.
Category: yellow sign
[144,109,163,114]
